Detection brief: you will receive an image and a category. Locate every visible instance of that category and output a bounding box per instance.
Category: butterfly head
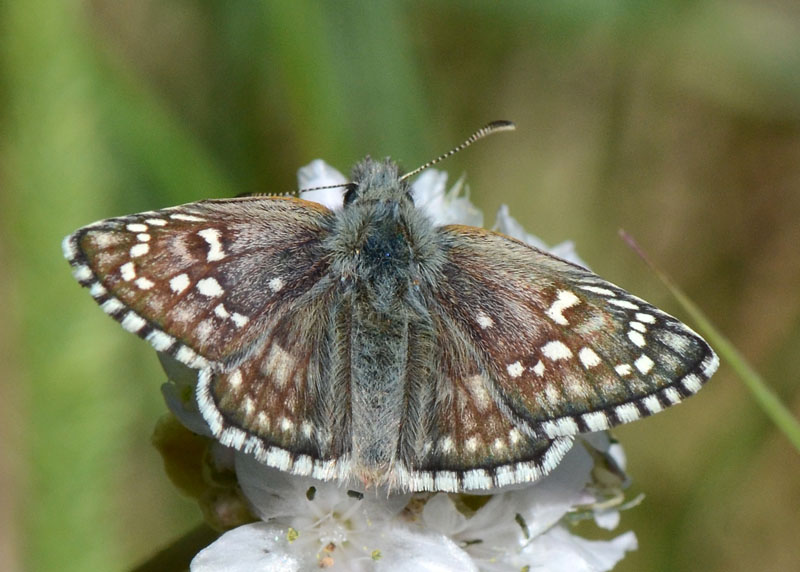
[344,157,413,208]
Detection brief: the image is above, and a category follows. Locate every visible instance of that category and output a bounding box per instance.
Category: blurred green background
[2,1,799,570]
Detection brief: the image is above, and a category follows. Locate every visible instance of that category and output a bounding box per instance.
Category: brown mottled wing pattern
[405,225,717,490]
[64,197,332,367]
[402,304,574,492]
[64,197,353,478]
[432,225,717,444]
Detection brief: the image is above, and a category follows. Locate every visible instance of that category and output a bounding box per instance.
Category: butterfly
[63,121,718,492]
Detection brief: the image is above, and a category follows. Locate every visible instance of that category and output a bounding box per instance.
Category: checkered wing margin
[431,225,719,445]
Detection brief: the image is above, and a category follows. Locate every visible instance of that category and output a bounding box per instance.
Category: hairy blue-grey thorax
[326,157,444,311]
[322,157,445,475]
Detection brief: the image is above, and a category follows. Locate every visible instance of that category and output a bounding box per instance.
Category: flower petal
[520,526,637,572]
[375,526,478,572]
[298,160,347,210]
[191,522,301,572]
[411,170,483,227]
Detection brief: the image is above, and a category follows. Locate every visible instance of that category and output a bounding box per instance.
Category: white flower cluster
[164,162,637,571]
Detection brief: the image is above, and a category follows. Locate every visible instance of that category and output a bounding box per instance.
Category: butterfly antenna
[296,182,355,194]
[239,183,353,199]
[398,120,516,182]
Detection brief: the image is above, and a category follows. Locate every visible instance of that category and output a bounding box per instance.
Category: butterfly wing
[432,225,718,442]
[395,303,574,492]
[401,225,718,490]
[64,197,333,368]
[65,197,356,477]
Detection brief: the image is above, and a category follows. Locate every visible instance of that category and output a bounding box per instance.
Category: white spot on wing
[129,243,149,258]
[628,330,647,347]
[615,363,632,376]
[120,262,136,281]
[214,303,230,318]
[532,360,545,376]
[126,223,148,232]
[268,277,285,292]
[440,436,455,454]
[542,340,572,361]
[578,347,601,368]
[635,312,656,324]
[231,312,249,328]
[264,344,295,388]
[465,375,491,411]
[170,213,205,222]
[579,285,615,296]
[546,289,581,325]
[634,354,655,374]
[145,218,167,226]
[196,277,224,297]
[629,321,646,333]
[170,273,190,294]
[506,361,524,378]
[659,331,691,353]
[135,277,154,290]
[609,298,639,310]
[476,311,494,329]
[197,228,226,261]
[228,369,243,389]
[136,233,150,242]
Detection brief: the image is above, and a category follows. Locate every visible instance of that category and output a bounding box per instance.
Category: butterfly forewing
[64,197,333,367]
[436,225,718,441]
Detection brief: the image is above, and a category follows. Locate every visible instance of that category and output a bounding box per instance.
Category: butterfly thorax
[323,158,443,484]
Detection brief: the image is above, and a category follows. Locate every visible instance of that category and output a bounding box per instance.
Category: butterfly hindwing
[195,283,357,482]
[399,307,574,491]
[434,225,718,441]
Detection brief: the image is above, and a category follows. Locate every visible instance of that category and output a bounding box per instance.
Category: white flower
[193,454,477,571]
[163,161,639,571]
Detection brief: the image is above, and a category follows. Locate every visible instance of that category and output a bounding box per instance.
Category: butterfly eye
[343,183,358,205]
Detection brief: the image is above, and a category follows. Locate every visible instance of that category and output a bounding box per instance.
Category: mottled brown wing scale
[434,226,718,442]
[196,286,359,483]
[65,197,332,368]
[399,308,574,492]
[65,197,357,482]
